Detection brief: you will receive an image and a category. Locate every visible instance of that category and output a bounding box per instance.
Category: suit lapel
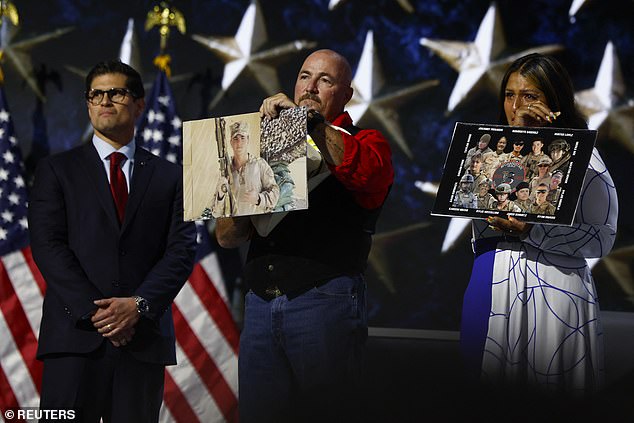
[122,147,156,233]
[77,143,120,229]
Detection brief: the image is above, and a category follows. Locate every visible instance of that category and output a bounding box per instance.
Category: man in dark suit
[28,60,196,422]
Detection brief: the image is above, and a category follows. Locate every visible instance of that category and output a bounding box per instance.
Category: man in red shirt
[216,49,393,422]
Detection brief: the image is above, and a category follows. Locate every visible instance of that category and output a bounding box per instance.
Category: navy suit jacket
[28,142,197,365]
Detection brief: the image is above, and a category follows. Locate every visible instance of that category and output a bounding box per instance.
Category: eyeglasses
[536,190,548,194]
[86,88,136,105]
[537,164,549,167]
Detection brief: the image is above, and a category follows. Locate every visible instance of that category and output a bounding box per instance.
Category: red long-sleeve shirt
[328,112,394,209]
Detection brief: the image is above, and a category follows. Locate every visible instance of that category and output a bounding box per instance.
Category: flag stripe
[0,357,20,411]
[0,264,42,391]
[137,69,239,421]
[20,247,46,296]
[162,370,200,423]
[0,83,41,413]
[167,340,224,422]
[187,264,239,353]
[172,304,238,422]
[0,311,39,408]
[158,403,175,423]
[174,282,238,397]
[2,251,44,336]
[199,254,229,304]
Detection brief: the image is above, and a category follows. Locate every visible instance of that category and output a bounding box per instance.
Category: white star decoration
[0,17,73,101]
[7,193,19,205]
[347,30,438,158]
[328,0,414,13]
[415,3,567,253]
[569,0,591,19]
[142,128,152,141]
[414,179,470,252]
[168,135,180,146]
[148,109,165,124]
[158,95,170,107]
[1,210,13,222]
[575,41,634,154]
[420,3,563,112]
[119,18,142,76]
[191,0,316,110]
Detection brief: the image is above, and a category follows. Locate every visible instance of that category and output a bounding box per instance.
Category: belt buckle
[264,286,283,299]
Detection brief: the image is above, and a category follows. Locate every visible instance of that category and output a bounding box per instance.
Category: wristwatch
[133,296,150,315]
[307,110,325,133]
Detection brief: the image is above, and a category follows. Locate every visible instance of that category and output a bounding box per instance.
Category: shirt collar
[92,134,136,161]
[330,111,352,128]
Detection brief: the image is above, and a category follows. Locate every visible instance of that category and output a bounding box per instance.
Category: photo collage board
[432,122,597,225]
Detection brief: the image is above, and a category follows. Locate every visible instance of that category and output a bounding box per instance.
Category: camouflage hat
[537,155,553,166]
[460,173,474,184]
[478,177,492,187]
[495,183,512,194]
[230,121,249,138]
[548,138,569,153]
[551,170,564,179]
[515,181,530,191]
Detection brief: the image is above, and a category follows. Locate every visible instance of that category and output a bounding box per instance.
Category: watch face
[136,297,149,313]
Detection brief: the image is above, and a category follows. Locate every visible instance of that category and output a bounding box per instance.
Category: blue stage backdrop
[4,0,634,330]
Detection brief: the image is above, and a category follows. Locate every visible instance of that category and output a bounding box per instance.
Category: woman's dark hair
[85,60,145,100]
[498,53,587,129]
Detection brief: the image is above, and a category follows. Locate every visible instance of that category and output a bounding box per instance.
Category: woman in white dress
[460,53,618,396]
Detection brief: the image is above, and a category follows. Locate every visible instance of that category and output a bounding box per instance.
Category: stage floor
[362,311,634,421]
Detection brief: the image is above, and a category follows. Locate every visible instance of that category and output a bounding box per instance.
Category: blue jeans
[239,275,368,423]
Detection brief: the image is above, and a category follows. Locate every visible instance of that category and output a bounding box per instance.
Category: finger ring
[107,324,112,330]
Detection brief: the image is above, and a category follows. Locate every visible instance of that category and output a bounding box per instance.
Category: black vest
[244,125,386,294]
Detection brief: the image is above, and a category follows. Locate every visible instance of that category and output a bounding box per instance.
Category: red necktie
[109,152,128,223]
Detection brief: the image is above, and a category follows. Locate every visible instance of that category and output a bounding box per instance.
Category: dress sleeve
[522,149,618,259]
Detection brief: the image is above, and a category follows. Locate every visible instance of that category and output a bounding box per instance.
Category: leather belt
[254,279,329,301]
[264,285,283,299]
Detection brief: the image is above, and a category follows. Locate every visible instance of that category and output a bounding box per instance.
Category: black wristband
[307,110,325,133]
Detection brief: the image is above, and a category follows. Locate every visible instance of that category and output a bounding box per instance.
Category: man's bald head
[294,49,354,121]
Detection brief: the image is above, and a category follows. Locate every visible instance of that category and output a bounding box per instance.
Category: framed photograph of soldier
[431,122,597,225]
[183,108,309,220]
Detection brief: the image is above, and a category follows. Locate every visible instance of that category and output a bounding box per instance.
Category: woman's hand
[511,100,561,127]
[486,215,532,236]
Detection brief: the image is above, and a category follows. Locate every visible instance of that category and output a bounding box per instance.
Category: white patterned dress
[461,148,618,395]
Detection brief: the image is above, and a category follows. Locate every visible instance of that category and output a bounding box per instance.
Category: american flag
[0,87,46,412]
[136,70,240,422]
